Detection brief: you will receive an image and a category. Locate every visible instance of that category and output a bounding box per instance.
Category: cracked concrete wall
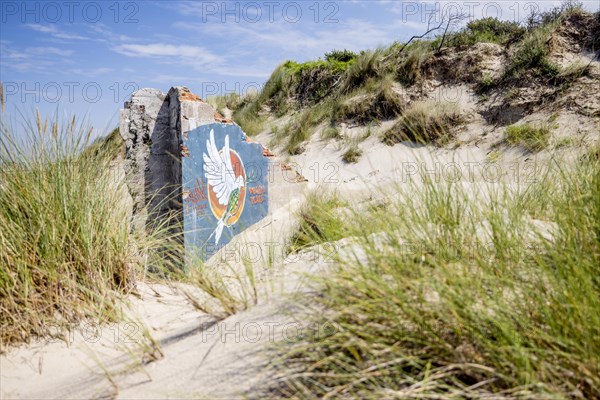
[119,86,219,238]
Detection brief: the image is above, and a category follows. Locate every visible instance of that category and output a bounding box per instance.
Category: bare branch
[384,11,469,62]
[393,14,444,58]
[436,12,469,53]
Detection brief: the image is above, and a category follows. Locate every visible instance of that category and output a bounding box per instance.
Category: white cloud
[174,18,398,56]
[0,42,74,73]
[87,24,136,43]
[116,43,213,59]
[25,24,89,40]
[25,24,55,33]
[112,42,223,71]
[28,47,74,57]
[148,74,207,85]
[68,67,114,77]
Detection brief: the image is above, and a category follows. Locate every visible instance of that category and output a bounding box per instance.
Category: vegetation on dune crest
[221,3,596,155]
[264,153,600,398]
[433,17,525,48]
[504,25,561,80]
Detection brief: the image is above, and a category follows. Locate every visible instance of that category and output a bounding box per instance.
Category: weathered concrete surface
[120,86,277,265]
[119,86,221,237]
[119,88,166,233]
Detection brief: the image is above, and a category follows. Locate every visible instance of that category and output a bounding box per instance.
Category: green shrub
[468,17,525,40]
[441,17,525,47]
[505,26,560,79]
[505,123,550,151]
[283,59,354,75]
[284,62,345,106]
[325,49,358,63]
[526,0,583,29]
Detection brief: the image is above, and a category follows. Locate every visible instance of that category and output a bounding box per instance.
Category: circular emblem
[207,149,246,226]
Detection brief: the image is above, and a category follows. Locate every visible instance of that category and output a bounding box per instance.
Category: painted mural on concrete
[182,123,268,261]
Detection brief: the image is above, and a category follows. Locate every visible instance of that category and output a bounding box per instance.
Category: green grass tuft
[321,125,341,140]
[341,144,362,164]
[272,110,316,155]
[231,94,266,136]
[505,123,550,151]
[286,192,347,254]
[333,76,404,125]
[382,101,464,145]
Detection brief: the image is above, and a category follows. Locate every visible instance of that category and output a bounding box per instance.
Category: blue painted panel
[182,123,269,262]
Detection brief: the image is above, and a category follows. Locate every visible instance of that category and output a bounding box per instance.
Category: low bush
[325,49,358,63]
[505,25,560,79]
[526,0,583,29]
[284,62,344,107]
[441,17,525,47]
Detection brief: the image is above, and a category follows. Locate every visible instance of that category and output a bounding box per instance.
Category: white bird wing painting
[203,129,236,207]
[202,129,243,244]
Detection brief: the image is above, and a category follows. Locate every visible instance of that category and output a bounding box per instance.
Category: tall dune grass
[266,153,600,398]
[0,112,142,347]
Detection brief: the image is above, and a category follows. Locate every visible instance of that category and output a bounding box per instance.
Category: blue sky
[1,0,598,137]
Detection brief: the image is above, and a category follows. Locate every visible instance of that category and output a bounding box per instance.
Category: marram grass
[0,113,141,347]
[264,153,600,399]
